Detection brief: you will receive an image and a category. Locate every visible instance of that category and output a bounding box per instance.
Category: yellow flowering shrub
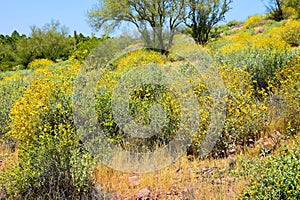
[27,58,54,69]
[280,20,300,47]
[282,6,298,19]
[217,66,268,154]
[70,49,89,62]
[8,78,55,142]
[2,61,95,198]
[178,63,270,156]
[218,30,254,54]
[96,49,172,150]
[96,44,271,156]
[244,15,264,28]
[116,49,167,72]
[8,62,79,143]
[272,55,300,134]
[0,72,30,137]
[252,36,289,51]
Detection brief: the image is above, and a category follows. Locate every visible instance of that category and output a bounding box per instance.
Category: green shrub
[281,20,300,47]
[242,142,300,199]
[272,55,300,135]
[1,62,102,199]
[0,71,30,139]
[215,47,298,92]
[244,15,264,28]
[1,125,97,199]
[27,58,54,69]
[95,49,174,151]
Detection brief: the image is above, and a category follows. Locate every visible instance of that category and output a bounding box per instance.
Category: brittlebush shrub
[214,32,296,92]
[218,30,254,54]
[115,48,167,72]
[272,55,300,135]
[190,65,269,157]
[242,141,300,199]
[1,62,98,199]
[7,61,81,142]
[281,20,300,47]
[27,58,54,69]
[219,66,268,152]
[244,15,264,28]
[96,49,174,151]
[1,125,97,199]
[0,72,30,138]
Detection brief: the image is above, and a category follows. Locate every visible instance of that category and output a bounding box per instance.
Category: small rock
[136,186,151,199]
[254,26,265,34]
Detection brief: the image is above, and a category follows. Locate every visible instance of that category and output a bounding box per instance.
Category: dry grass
[0,143,17,171]
[94,154,249,199]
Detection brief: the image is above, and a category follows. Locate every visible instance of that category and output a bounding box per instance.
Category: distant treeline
[0,20,107,72]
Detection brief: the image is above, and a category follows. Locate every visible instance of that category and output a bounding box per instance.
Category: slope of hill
[0,13,299,199]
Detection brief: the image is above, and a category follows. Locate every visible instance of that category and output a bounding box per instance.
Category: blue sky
[0,0,266,37]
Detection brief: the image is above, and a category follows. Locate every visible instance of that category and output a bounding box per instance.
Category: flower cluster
[27,58,54,69]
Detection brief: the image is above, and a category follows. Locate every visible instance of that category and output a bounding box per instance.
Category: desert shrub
[271,55,300,135]
[189,65,269,157]
[1,125,97,199]
[242,141,300,199]
[218,66,268,153]
[244,15,264,28]
[247,48,296,91]
[1,62,99,198]
[252,36,289,51]
[7,62,79,143]
[282,6,298,19]
[215,45,297,93]
[27,58,54,69]
[115,49,167,72]
[218,29,254,53]
[281,20,300,47]
[95,49,172,151]
[0,71,30,140]
[181,63,269,157]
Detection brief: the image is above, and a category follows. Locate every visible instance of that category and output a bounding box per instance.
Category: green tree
[0,32,22,71]
[88,0,187,51]
[15,37,37,68]
[0,42,16,71]
[30,20,74,61]
[185,0,232,45]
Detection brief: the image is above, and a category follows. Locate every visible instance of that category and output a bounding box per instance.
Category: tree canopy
[88,0,187,51]
[88,0,232,48]
[185,0,232,45]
